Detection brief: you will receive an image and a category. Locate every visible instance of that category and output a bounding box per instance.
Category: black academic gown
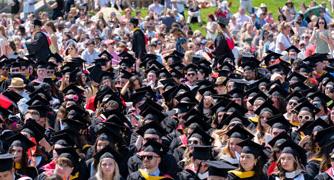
[212,33,234,61]
[26,31,52,62]
[315,172,334,180]
[132,28,146,59]
[177,169,201,180]
[127,170,173,180]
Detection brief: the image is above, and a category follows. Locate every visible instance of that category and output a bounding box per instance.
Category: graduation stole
[249,115,259,123]
[133,28,141,32]
[70,172,79,180]
[15,162,21,169]
[138,169,170,180]
[0,75,7,82]
[228,170,255,178]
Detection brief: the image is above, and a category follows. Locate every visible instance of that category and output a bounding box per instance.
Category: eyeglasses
[139,155,158,161]
[187,73,196,76]
[298,115,311,121]
[188,140,199,145]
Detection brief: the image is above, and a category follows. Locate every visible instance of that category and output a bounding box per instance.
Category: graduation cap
[263,51,282,66]
[96,123,123,140]
[139,140,164,157]
[48,53,63,63]
[119,52,135,67]
[224,101,248,114]
[289,81,309,93]
[93,58,109,66]
[267,63,291,74]
[315,127,334,148]
[293,100,319,114]
[50,130,76,147]
[285,91,303,102]
[266,114,291,131]
[287,72,307,84]
[197,65,212,75]
[207,160,236,178]
[278,140,307,164]
[137,122,166,137]
[307,91,331,105]
[23,118,45,141]
[8,133,35,150]
[98,50,113,60]
[0,153,14,172]
[303,53,328,66]
[268,132,291,148]
[210,100,230,114]
[297,118,328,136]
[61,119,87,131]
[188,128,213,145]
[27,100,50,117]
[240,56,260,70]
[238,140,265,157]
[170,69,183,79]
[254,101,279,115]
[183,108,211,130]
[62,84,84,95]
[140,105,166,122]
[229,88,244,99]
[268,85,288,97]
[157,68,172,79]
[226,124,254,140]
[119,70,133,79]
[221,112,251,127]
[192,145,212,160]
[138,98,164,112]
[185,63,198,73]
[285,45,301,53]
[2,90,23,104]
[55,147,80,165]
[93,146,118,164]
[248,91,268,105]
[162,86,178,102]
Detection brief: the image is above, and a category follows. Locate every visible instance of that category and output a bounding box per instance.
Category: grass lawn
[138,0,330,35]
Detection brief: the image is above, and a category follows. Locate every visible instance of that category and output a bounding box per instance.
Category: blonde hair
[278,21,290,32]
[95,158,121,180]
[0,25,7,38]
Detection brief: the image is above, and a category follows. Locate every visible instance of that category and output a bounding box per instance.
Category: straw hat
[8,77,25,88]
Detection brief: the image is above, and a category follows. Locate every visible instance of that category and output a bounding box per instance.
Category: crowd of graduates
[2,0,334,180]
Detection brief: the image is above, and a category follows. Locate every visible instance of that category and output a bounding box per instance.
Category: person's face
[36,117,46,127]
[330,109,334,124]
[260,112,272,129]
[0,170,14,180]
[188,137,202,146]
[10,146,23,162]
[239,153,256,171]
[227,82,235,92]
[229,138,242,153]
[239,8,245,15]
[298,110,313,124]
[140,152,161,170]
[215,85,226,95]
[147,72,157,82]
[100,158,115,176]
[319,19,326,27]
[143,134,161,144]
[280,153,295,172]
[186,71,197,82]
[10,67,21,75]
[288,51,297,59]
[325,83,334,98]
[253,99,264,112]
[203,96,213,108]
[272,128,285,137]
[315,62,325,72]
[55,163,74,178]
[37,68,47,79]
[88,44,95,51]
[287,99,298,113]
[102,79,112,88]
[244,70,256,80]
[197,71,205,81]
[96,140,110,152]
[46,69,55,78]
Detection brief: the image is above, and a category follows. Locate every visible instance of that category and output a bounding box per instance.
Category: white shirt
[235,13,251,27]
[148,3,164,15]
[95,0,110,8]
[172,0,185,13]
[275,32,291,53]
[81,49,100,64]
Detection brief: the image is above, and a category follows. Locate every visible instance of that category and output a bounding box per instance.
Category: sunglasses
[298,115,311,121]
[139,155,158,161]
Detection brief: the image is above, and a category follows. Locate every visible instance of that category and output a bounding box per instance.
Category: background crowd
[1,0,334,180]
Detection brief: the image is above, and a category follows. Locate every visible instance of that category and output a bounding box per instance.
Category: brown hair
[45,21,57,32]
[57,156,74,168]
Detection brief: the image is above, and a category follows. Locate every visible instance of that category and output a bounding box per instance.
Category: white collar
[197,171,208,179]
[285,169,303,179]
